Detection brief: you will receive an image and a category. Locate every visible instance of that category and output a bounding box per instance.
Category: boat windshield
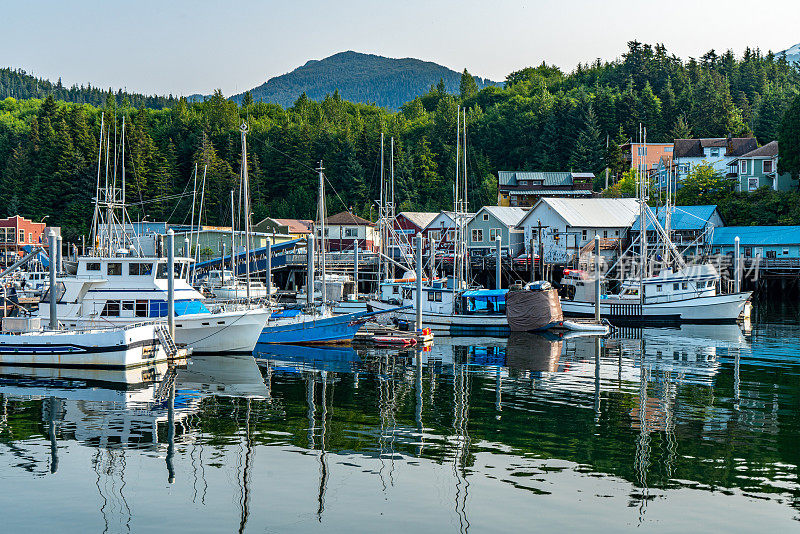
[156,262,186,280]
[462,290,507,313]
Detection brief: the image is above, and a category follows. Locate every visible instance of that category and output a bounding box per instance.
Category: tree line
[0,41,799,241]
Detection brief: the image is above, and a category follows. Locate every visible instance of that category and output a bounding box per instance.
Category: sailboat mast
[379,133,385,282]
[638,125,646,305]
[240,123,252,299]
[455,106,461,289]
[318,161,327,304]
[231,190,236,281]
[90,113,104,255]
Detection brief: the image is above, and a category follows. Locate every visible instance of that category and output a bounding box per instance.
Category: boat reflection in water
[7,320,800,533]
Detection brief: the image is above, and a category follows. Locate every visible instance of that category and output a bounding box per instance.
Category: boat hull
[560,292,752,325]
[366,300,509,336]
[0,324,167,368]
[259,311,368,344]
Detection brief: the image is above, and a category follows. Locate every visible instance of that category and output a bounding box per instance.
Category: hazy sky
[2,0,798,97]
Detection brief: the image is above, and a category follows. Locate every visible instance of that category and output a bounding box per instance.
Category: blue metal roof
[193,238,305,270]
[463,289,508,298]
[711,226,800,246]
[631,205,719,231]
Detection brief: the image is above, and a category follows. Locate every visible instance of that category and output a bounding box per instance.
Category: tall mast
[90,113,104,254]
[190,163,197,260]
[390,137,395,278]
[230,189,236,280]
[240,122,252,299]
[455,107,461,289]
[379,133,385,282]
[638,125,646,305]
[317,161,327,305]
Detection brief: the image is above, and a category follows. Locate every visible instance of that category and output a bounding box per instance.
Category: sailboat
[559,126,751,325]
[368,107,511,335]
[259,161,399,344]
[37,115,270,354]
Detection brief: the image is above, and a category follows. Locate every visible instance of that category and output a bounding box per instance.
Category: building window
[603,230,608,238]
[107,262,122,275]
[748,177,759,191]
[344,227,358,238]
[740,160,748,175]
[783,248,789,255]
[18,229,24,243]
[482,213,489,221]
[86,262,101,272]
[766,250,777,259]
[581,230,587,240]
[615,230,620,237]
[763,160,773,173]
[28,232,32,243]
[446,230,455,241]
[429,230,441,241]
[489,228,501,241]
[665,147,673,152]
[710,148,720,157]
[472,229,483,242]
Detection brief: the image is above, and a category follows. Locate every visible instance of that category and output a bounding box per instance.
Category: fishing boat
[558,127,751,325]
[0,317,169,368]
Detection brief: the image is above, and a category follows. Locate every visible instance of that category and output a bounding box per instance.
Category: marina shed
[516,198,639,264]
[631,205,723,254]
[711,226,800,261]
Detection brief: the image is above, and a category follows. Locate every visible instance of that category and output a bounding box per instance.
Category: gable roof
[739,141,779,159]
[673,138,758,158]
[326,211,374,226]
[711,226,800,246]
[397,211,438,229]
[273,218,313,234]
[519,198,640,229]
[423,211,476,230]
[631,205,720,232]
[471,206,528,228]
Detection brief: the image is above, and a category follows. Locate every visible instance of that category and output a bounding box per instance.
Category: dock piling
[307,234,315,309]
[495,235,502,290]
[266,238,272,297]
[353,245,359,298]
[595,234,601,322]
[167,229,175,338]
[48,230,57,330]
[734,236,741,293]
[415,233,423,332]
[56,235,62,274]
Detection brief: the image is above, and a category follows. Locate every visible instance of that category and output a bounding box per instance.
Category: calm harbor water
[2,302,800,532]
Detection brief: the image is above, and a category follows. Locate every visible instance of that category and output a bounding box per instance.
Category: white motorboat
[0,317,169,368]
[204,269,274,299]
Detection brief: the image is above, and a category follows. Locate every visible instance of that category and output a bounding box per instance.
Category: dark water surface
[2,304,800,532]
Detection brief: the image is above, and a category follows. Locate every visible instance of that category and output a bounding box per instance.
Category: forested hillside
[0,41,799,240]
[0,68,178,109]
[231,51,497,109]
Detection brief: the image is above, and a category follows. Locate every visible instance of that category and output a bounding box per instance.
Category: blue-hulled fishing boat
[258,307,404,345]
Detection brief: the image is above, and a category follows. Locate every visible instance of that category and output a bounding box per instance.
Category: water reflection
[2,321,800,532]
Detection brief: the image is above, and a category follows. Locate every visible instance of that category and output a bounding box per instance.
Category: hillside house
[467,206,527,257]
[497,171,593,207]
[726,141,798,192]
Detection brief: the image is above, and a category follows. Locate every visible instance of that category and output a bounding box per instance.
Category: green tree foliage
[676,162,729,203]
[778,93,800,179]
[460,69,479,100]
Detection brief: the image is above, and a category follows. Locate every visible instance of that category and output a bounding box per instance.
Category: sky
[2,0,799,97]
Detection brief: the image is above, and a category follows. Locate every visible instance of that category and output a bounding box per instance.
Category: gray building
[467,206,528,257]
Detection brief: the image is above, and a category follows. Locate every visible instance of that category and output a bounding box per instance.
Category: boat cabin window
[108,262,123,276]
[682,282,688,290]
[135,300,148,317]
[673,283,679,290]
[156,262,185,280]
[426,290,442,302]
[393,285,399,294]
[129,262,153,276]
[428,291,435,301]
[86,262,101,272]
[40,282,66,303]
[101,300,121,317]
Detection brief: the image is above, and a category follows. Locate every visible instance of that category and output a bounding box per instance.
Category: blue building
[631,205,724,255]
[711,226,800,261]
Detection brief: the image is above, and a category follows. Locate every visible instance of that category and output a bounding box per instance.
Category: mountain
[782,42,800,64]
[230,51,499,109]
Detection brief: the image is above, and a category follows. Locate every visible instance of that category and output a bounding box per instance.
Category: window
[763,160,773,173]
[86,262,101,272]
[582,230,587,240]
[28,232,32,243]
[665,147,673,152]
[748,177,759,191]
[710,148,720,157]
[427,290,435,301]
[129,262,153,276]
[740,160,748,175]
[446,230,455,241]
[472,229,483,242]
[615,230,620,237]
[673,283,679,290]
[434,291,442,302]
[482,213,489,221]
[603,230,608,238]
[638,146,648,156]
[344,227,358,238]
[100,300,121,317]
[745,247,752,257]
[489,228,501,241]
[122,301,135,312]
[107,262,122,275]
[429,230,441,241]
[784,248,789,255]
[766,250,777,259]
[135,300,148,317]
[316,228,329,237]
[18,229,24,243]
[682,282,688,290]
[393,285,399,294]
[656,284,662,292]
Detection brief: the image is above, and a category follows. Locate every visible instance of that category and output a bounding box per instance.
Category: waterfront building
[726,141,798,192]
[0,215,49,262]
[322,211,379,251]
[630,205,724,256]
[516,197,639,264]
[620,142,674,172]
[422,210,475,252]
[672,137,757,182]
[466,206,527,257]
[711,226,800,261]
[497,171,594,207]
[253,217,314,239]
[390,211,438,256]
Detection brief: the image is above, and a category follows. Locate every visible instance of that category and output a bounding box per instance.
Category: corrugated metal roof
[397,211,439,229]
[472,206,528,228]
[631,205,719,231]
[521,198,640,228]
[711,226,800,246]
[511,189,592,196]
[498,171,581,187]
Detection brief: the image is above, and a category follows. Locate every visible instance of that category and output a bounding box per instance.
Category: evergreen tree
[569,106,604,180]
[778,94,800,179]
[459,69,479,100]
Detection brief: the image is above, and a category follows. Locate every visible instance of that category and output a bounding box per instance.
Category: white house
[422,210,474,251]
[467,206,527,256]
[516,198,640,264]
[672,137,757,182]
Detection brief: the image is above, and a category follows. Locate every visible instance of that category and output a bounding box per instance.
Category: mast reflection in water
[1,318,800,532]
